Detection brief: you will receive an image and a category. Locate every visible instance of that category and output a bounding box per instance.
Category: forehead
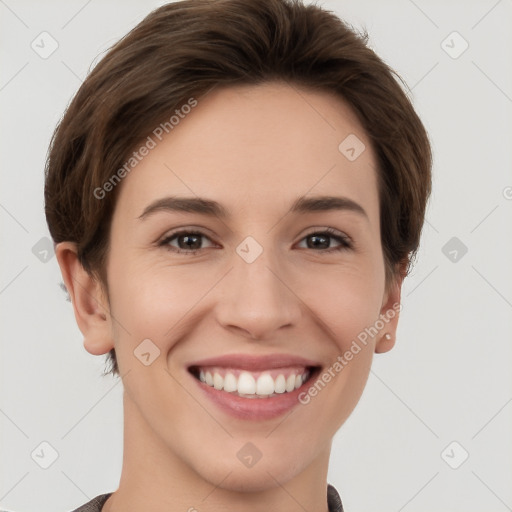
[113,82,379,223]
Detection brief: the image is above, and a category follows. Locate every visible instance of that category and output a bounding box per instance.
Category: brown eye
[307,233,330,249]
[175,233,202,250]
[297,228,352,252]
[160,230,215,253]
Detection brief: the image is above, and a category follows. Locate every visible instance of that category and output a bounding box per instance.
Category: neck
[102,391,332,512]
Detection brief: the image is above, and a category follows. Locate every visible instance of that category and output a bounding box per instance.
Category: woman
[45,0,432,510]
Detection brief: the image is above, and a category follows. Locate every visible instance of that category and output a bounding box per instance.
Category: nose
[215,246,302,340]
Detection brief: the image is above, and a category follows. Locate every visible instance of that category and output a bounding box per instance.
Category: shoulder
[327,483,345,512]
[69,493,112,512]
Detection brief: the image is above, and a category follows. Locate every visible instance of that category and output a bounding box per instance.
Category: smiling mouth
[188,365,320,398]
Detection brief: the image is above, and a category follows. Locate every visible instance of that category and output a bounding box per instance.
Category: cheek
[107,256,222,347]
[293,262,385,346]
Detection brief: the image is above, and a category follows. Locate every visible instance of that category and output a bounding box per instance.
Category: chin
[194,450,308,493]
[215,469,296,493]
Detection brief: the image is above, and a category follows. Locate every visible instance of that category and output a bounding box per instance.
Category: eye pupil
[163,229,348,255]
[307,234,329,249]
[179,234,201,250]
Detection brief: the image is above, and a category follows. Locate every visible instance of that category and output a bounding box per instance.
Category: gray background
[1,0,511,511]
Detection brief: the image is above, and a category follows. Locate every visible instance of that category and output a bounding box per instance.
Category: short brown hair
[45,0,432,377]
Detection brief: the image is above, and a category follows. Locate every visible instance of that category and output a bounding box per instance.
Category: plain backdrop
[1,1,511,511]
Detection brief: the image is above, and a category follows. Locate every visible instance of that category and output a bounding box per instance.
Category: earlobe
[55,241,114,356]
[375,265,404,354]
[375,332,395,353]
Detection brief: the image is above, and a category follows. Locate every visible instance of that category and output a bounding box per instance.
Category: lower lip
[189,369,320,421]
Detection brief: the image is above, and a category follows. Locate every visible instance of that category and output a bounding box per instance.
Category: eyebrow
[137,195,368,221]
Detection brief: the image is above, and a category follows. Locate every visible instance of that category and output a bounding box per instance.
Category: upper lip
[188,353,322,372]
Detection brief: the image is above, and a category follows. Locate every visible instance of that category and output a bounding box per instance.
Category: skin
[57,81,403,512]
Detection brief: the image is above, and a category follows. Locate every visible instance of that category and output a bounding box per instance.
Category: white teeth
[195,367,313,397]
[213,372,223,390]
[223,372,238,392]
[256,374,275,396]
[238,371,256,394]
[274,374,286,393]
[285,374,296,392]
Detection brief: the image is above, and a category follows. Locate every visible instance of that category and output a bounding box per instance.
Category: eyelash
[158,227,353,255]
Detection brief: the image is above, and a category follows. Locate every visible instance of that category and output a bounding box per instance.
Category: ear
[55,241,114,356]
[374,262,405,354]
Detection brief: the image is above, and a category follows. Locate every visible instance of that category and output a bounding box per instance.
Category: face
[60,81,401,493]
